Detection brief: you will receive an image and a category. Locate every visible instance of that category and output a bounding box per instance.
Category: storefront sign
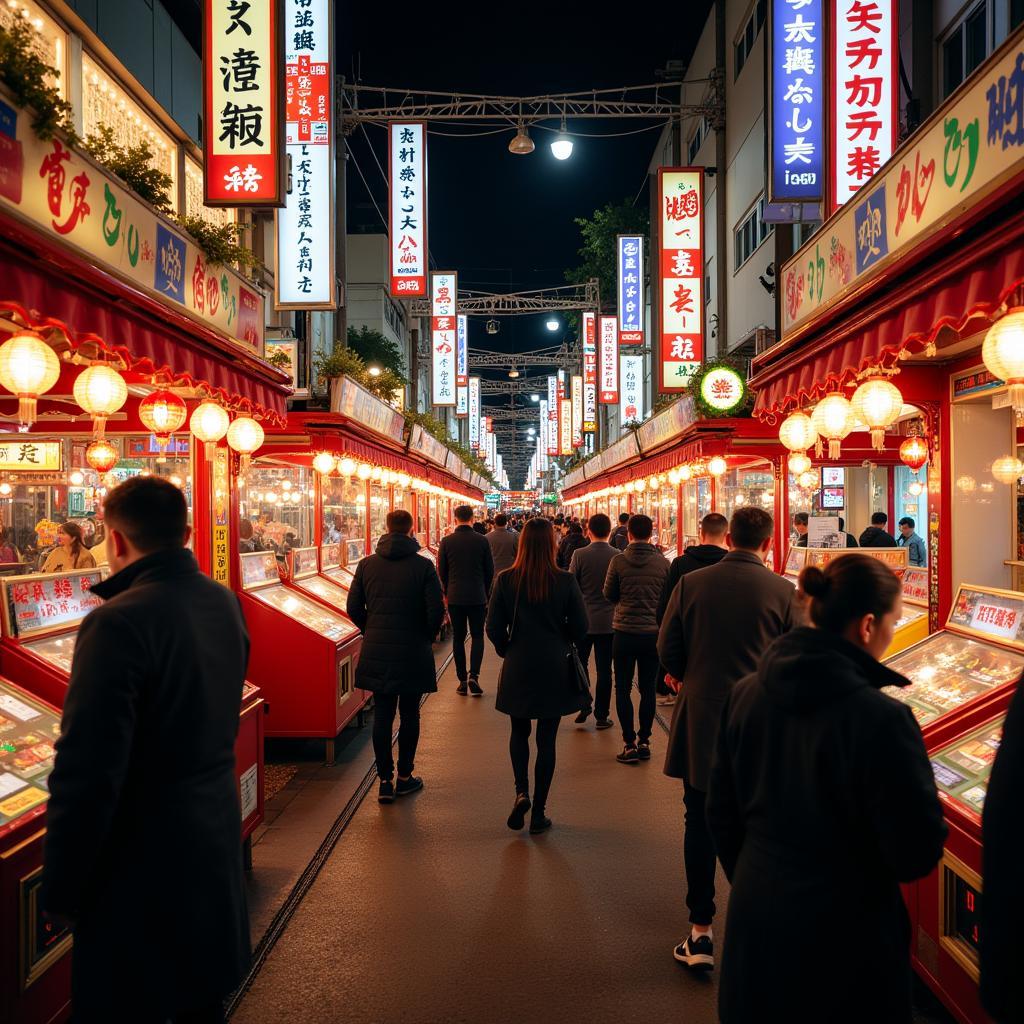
[455,313,468,416]
[699,366,745,412]
[769,0,824,203]
[430,272,457,407]
[410,423,448,466]
[203,0,286,207]
[657,168,704,391]
[582,310,597,432]
[620,354,644,423]
[636,394,699,453]
[0,99,264,353]
[599,315,619,403]
[830,0,897,210]
[617,235,644,342]
[275,0,334,309]
[902,566,928,604]
[952,367,1003,399]
[782,31,1024,339]
[468,376,481,450]
[212,446,230,586]
[540,398,551,457]
[559,398,573,456]
[546,376,559,455]
[331,376,406,442]
[5,571,103,638]
[571,374,584,448]
[0,441,61,472]
[388,122,427,296]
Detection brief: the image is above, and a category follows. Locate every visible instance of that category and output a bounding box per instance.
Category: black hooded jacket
[708,627,946,1024]
[858,525,898,548]
[347,532,445,695]
[657,543,728,622]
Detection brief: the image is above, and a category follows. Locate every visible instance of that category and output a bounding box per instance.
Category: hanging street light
[545,318,560,332]
[550,117,573,160]
[508,122,535,155]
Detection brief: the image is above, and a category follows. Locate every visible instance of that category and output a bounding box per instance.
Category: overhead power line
[408,281,599,318]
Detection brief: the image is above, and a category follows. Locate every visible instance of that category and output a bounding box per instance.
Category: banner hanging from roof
[430,272,457,406]
[598,315,618,404]
[468,376,481,449]
[582,311,597,432]
[617,235,645,342]
[389,122,428,296]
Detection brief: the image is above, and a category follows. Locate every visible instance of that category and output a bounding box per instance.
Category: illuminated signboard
[599,315,619,403]
[582,310,597,432]
[559,398,573,456]
[430,272,457,407]
[620,354,644,423]
[571,374,584,448]
[617,235,645,342]
[0,441,62,472]
[389,122,428,296]
[468,376,481,449]
[455,313,468,415]
[547,376,559,455]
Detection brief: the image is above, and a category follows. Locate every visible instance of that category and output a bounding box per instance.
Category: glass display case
[886,566,931,656]
[239,465,314,557]
[720,466,775,526]
[0,679,60,832]
[322,476,367,567]
[929,713,1003,819]
[659,489,678,557]
[369,481,389,547]
[288,546,357,618]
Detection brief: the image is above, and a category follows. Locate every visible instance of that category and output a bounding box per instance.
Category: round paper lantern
[798,469,819,490]
[371,466,383,481]
[991,455,1024,485]
[312,451,337,476]
[0,333,61,427]
[778,411,818,455]
[678,464,693,482]
[899,434,929,473]
[707,456,728,477]
[633,477,646,493]
[138,389,187,453]
[227,416,264,473]
[338,457,356,478]
[189,401,230,461]
[668,468,681,486]
[788,451,812,476]
[398,472,411,488]
[983,306,1024,419]
[811,393,854,459]
[648,476,660,490]
[85,438,119,474]
[73,364,127,439]
[356,462,372,480]
[851,377,903,451]
[624,480,635,494]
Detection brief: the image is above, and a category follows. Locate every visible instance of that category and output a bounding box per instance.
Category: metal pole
[336,77,349,349]
[715,0,729,357]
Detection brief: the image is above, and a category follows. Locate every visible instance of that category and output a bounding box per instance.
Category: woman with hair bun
[707,554,947,1023]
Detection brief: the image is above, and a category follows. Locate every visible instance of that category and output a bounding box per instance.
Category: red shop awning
[751,212,1024,423]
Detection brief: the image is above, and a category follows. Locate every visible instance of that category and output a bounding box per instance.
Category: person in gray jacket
[569,513,618,730]
[486,513,519,577]
[603,514,670,764]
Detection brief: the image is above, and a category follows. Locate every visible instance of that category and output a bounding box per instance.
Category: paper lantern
[811,393,854,459]
[668,468,681,485]
[624,480,635,493]
[312,452,337,476]
[0,333,61,427]
[707,456,728,477]
[337,457,355,478]
[357,462,372,480]
[139,389,187,453]
[991,456,1024,485]
[227,417,265,472]
[85,438,119,474]
[798,469,819,490]
[851,377,903,451]
[189,401,230,461]
[788,451,812,476]
[982,307,1024,419]
[73,364,127,439]
[398,472,411,488]
[899,434,929,473]
[678,464,693,482]
[371,466,383,481]
[778,411,818,455]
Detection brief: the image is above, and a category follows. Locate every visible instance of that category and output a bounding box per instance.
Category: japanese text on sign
[546,376,560,455]
[559,398,573,456]
[468,377,481,449]
[582,311,597,432]
[598,315,619,404]
[431,272,458,407]
[0,441,61,472]
[571,375,584,448]
[389,122,427,296]
[5,572,103,637]
[620,354,645,424]
[618,235,645,342]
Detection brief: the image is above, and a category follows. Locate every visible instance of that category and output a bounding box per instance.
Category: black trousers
[612,631,659,745]
[683,782,717,926]
[372,692,421,779]
[509,717,560,812]
[578,632,613,720]
[449,603,486,680]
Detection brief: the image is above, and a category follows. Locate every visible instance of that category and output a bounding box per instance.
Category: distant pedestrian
[486,513,519,576]
[42,476,250,1022]
[41,521,96,573]
[838,517,859,548]
[897,516,926,566]
[658,507,799,971]
[610,512,630,551]
[708,554,946,1022]
[486,518,588,834]
[557,520,589,569]
[604,514,670,765]
[792,511,809,547]
[858,511,897,548]
[438,505,495,696]
[347,509,445,804]
[569,513,618,729]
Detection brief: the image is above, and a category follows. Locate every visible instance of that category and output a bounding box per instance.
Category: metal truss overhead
[479,376,550,394]
[479,406,543,421]
[468,346,573,369]
[408,281,600,318]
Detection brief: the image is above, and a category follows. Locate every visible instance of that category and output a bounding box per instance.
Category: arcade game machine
[319,543,356,598]
[783,546,806,586]
[285,545,364,644]
[0,678,70,1024]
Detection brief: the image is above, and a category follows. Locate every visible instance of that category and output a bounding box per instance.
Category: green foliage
[405,410,497,487]
[363,367,406,401]
[564,199,650,310]
[266,349,292,371]
[171,214,259,269]
[0,19,76,141]
[81,124,173,211]
[313,345,367,387]
[347,324,405,376]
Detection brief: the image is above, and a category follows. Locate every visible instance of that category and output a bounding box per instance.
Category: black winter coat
[438,524,494,605]
[486,569,589,719]
[858,525,898,548]
[707,628,947,1024]
[557,531,589,569]
[603,542,670,634]
[42,549,251,1017]
[347,533,444,695]
[610,524,629,551]
[656,543,727,622]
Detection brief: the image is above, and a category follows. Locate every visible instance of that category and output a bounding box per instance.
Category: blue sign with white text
[617,235,644,340]
[854,186,889,273]
[154,224,187,304]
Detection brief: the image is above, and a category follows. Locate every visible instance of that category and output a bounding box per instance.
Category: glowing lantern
[991,456,1024,485]
[899,434,929,473]
[85,438,119,474]
[851,377,903,451]
[982,307,1024,419]
[811,393,854,459]
[633,477,646,493]
[73,364,127,439]
[138,389,187,454]
[908,481,924,497]
[668,469,681,485]
[371,466,383,481]
[0,333,61,427]
[69,470,85,486]
[798,469,819,490]
[398,472,411,488]
[338,457,356,478]
[227,417,265,472]
[357,462,372,480]
[0,482,10,497]
[189,401,229,461]
[678,465,693,482]
[312,451,337,476]
[788,451,812,476]
[778,411,818,459]
[624,481,635,493]
[648,476,660,490]
[707,456,728,477]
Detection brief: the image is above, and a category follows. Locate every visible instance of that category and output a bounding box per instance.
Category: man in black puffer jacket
[348,509,445,804]
[657,512,730,623]
[603,514,670,764]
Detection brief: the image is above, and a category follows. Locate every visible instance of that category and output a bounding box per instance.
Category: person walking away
[838,517,859,548]
[981,673,1024,1023]
[486,513,519,576]
[42,476,250,1023]
[41,521,96,573]
[792,511,809,547]
[658,507,799,971]
[897,516,926,566]
[438,505,494,696]
[486,518,588,834]
[707,555,946,1022]
[859,511,897,548]
[610,512,630,551]
[347,509,445,803]
[557,520,588,569]
[569,513,617,729]
[604,514,670,765]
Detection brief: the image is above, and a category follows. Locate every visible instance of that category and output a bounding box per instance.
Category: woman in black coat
[486,518,589,834]
[707,555,947,1023]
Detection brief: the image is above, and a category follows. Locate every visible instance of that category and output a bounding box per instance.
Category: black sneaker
[468,675,483,697]
[673,933,714,970]
[575,708,591,724]
[637,741,652,761]
[378,779,395,804]
[529,814,552,835]
[507,794,532,831]
[595,718,614,730]
[616,745,640,764]
[395,775,424,797]
[456,680,468,696]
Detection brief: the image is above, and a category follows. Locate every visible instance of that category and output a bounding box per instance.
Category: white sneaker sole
[673,946,714,970]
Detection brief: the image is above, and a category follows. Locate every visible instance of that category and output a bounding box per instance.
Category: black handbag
[566,643,592,702]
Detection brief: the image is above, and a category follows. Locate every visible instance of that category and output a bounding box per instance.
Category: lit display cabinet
[886,567,931,657]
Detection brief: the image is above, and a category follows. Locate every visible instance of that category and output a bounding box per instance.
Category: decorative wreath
[688,359,752,419]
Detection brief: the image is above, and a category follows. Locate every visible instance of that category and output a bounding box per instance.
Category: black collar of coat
[721,549,766,567]
[92,547,200,601]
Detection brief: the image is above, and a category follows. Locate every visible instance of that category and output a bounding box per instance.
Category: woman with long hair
[485,517,589,834]
[706,555,946,1022]
[42,521,96,573]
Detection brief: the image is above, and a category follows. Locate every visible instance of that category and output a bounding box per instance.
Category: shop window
[369,478,389,548]
[322,476,367,567]
[734,196,774,271]
[734,0,766,80]
[720,467,775,529]
[795,220,821,248]
[0,1,66,95]
[184,156,235,229]
[239,465,313,559]
[687,117,709,164]
[941,2,989,99]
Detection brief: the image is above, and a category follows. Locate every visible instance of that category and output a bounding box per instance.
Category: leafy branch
[0,18,77,141]
[81,124,173,211]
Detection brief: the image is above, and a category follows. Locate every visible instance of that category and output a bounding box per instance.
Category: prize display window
[238,465,313,559]
[392,483,411,511]
[659,487,678,556]
[596,495,609,516]
[322,476,367,567]
[369,480,388,546]
[720,466,775,526]
[415,494,429,547]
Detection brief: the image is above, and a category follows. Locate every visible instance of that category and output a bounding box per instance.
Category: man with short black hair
[438,504,494,695]
[43,476,250,1022]
[486,512,518,576]
[859,511,897,548]
[611,512,630,551]
[658,506,799,972]
[837,517,859,548]
[792,511,809,547]
[898,516,926,566]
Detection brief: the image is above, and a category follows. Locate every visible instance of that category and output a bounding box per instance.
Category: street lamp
[530,393,540,402]
[367,365,382,377]
[508,368,520,378]
[545,318,559,332]
[550,117,573,160]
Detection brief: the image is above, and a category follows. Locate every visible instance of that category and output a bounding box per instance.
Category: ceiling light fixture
[508,121,535,155]
[550,116,573,160]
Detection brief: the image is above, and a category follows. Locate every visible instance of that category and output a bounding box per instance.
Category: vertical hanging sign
[658,168,704,392]
[546,376,559,456]
[582,310,597,433]
[455,314,468,416]
[430,272,457,406]
[617,235,645,342]
[571,375,584,448]
[768,0,824,204]
[389,122,427,296]
[829,0,898,210]
[468,376,481,449]
[540,399,551,458]
[276,0,334,309]
[204,0,286,206]
[599,316,619,404]
[620,355,645,424]
[559,398,573,456]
